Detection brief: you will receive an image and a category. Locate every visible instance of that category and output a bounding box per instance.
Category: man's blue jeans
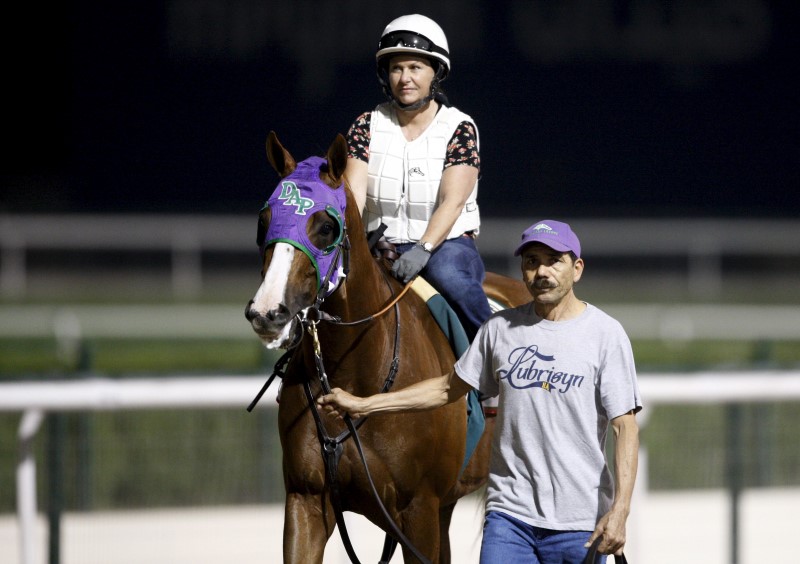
[480,510,605,564]
[397,236,491,341]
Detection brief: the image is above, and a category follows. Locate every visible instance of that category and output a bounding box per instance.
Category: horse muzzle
[244,300,299,349]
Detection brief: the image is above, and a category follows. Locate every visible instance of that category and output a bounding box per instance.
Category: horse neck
[312,187,403,393]
[322,187,395,320]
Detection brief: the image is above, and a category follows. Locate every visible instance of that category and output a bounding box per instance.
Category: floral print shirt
[345,110,480,170]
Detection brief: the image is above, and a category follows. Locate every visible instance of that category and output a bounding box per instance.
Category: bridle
[248,223,431,564]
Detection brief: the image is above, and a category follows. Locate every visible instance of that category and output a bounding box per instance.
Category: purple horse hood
[261,157,348,297]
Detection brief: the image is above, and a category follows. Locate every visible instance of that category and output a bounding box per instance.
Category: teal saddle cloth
[419,288,485,476]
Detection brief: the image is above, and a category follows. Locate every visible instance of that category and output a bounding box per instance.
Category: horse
[245,131,530,563]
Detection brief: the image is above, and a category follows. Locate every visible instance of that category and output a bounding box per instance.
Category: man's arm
[317,369,474,419]
[586,410,639,555]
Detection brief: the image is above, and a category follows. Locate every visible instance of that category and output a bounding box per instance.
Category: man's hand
[585,508,627,556]
[317,388,369,419]
[392,245,430,283]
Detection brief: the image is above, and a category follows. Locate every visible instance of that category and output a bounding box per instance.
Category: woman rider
[344,14,491,341]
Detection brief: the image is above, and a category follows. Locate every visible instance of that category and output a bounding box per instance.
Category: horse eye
[306,210,341,253]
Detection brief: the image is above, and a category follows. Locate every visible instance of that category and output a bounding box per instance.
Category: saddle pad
[410,277,485,476]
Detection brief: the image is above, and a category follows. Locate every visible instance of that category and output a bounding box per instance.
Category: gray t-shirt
[455,302,642,530]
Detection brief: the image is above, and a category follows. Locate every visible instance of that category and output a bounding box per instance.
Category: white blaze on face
[251,242,295,317]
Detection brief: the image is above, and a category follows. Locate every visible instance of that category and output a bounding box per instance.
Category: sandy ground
[1,488,797,563]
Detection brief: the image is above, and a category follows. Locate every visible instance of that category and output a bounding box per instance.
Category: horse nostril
[266,303,291,323]
[244,301,259,322]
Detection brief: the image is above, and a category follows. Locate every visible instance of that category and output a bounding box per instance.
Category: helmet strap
[392,84,437,112]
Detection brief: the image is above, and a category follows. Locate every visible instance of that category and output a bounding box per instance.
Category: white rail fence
[2,372,800,564]
[3,215,800,299]
[4,302,800,342]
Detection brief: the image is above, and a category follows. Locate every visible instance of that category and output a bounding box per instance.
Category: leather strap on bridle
[245,350,292,413]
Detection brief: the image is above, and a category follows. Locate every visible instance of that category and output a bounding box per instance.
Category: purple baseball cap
[514,220,581,258]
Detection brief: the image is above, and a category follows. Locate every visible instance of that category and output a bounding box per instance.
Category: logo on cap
[531,223,556,234]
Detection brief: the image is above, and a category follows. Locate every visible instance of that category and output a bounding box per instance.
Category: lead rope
[303,315,431,564]
[246,285,409,562]
[247,231,424,562]
[583,536,628,563]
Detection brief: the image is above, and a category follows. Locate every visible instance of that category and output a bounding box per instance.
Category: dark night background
[3,0,798,218]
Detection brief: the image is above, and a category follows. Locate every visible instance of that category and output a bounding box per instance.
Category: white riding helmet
[376,14,450,77]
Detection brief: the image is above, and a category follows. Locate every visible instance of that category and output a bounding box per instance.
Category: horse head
[245,131,349,348]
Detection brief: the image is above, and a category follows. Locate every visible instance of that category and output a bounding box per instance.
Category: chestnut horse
[245,132,530,563]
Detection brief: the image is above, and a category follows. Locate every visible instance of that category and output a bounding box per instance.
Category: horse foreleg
[283,492,335,564]
[397,495,441,564]
[437,503,456,564]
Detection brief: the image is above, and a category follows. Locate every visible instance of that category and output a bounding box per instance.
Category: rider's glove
[392,244,431,283]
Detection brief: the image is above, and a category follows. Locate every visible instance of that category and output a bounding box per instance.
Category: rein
[312,224,414,327]
[315,276,416,327]
[302,264,430,564]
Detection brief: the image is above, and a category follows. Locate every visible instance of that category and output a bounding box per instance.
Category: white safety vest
[365,103,481,243]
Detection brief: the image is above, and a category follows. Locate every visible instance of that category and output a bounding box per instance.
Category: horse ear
[266,131,297,178]
[326,134,348,187]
